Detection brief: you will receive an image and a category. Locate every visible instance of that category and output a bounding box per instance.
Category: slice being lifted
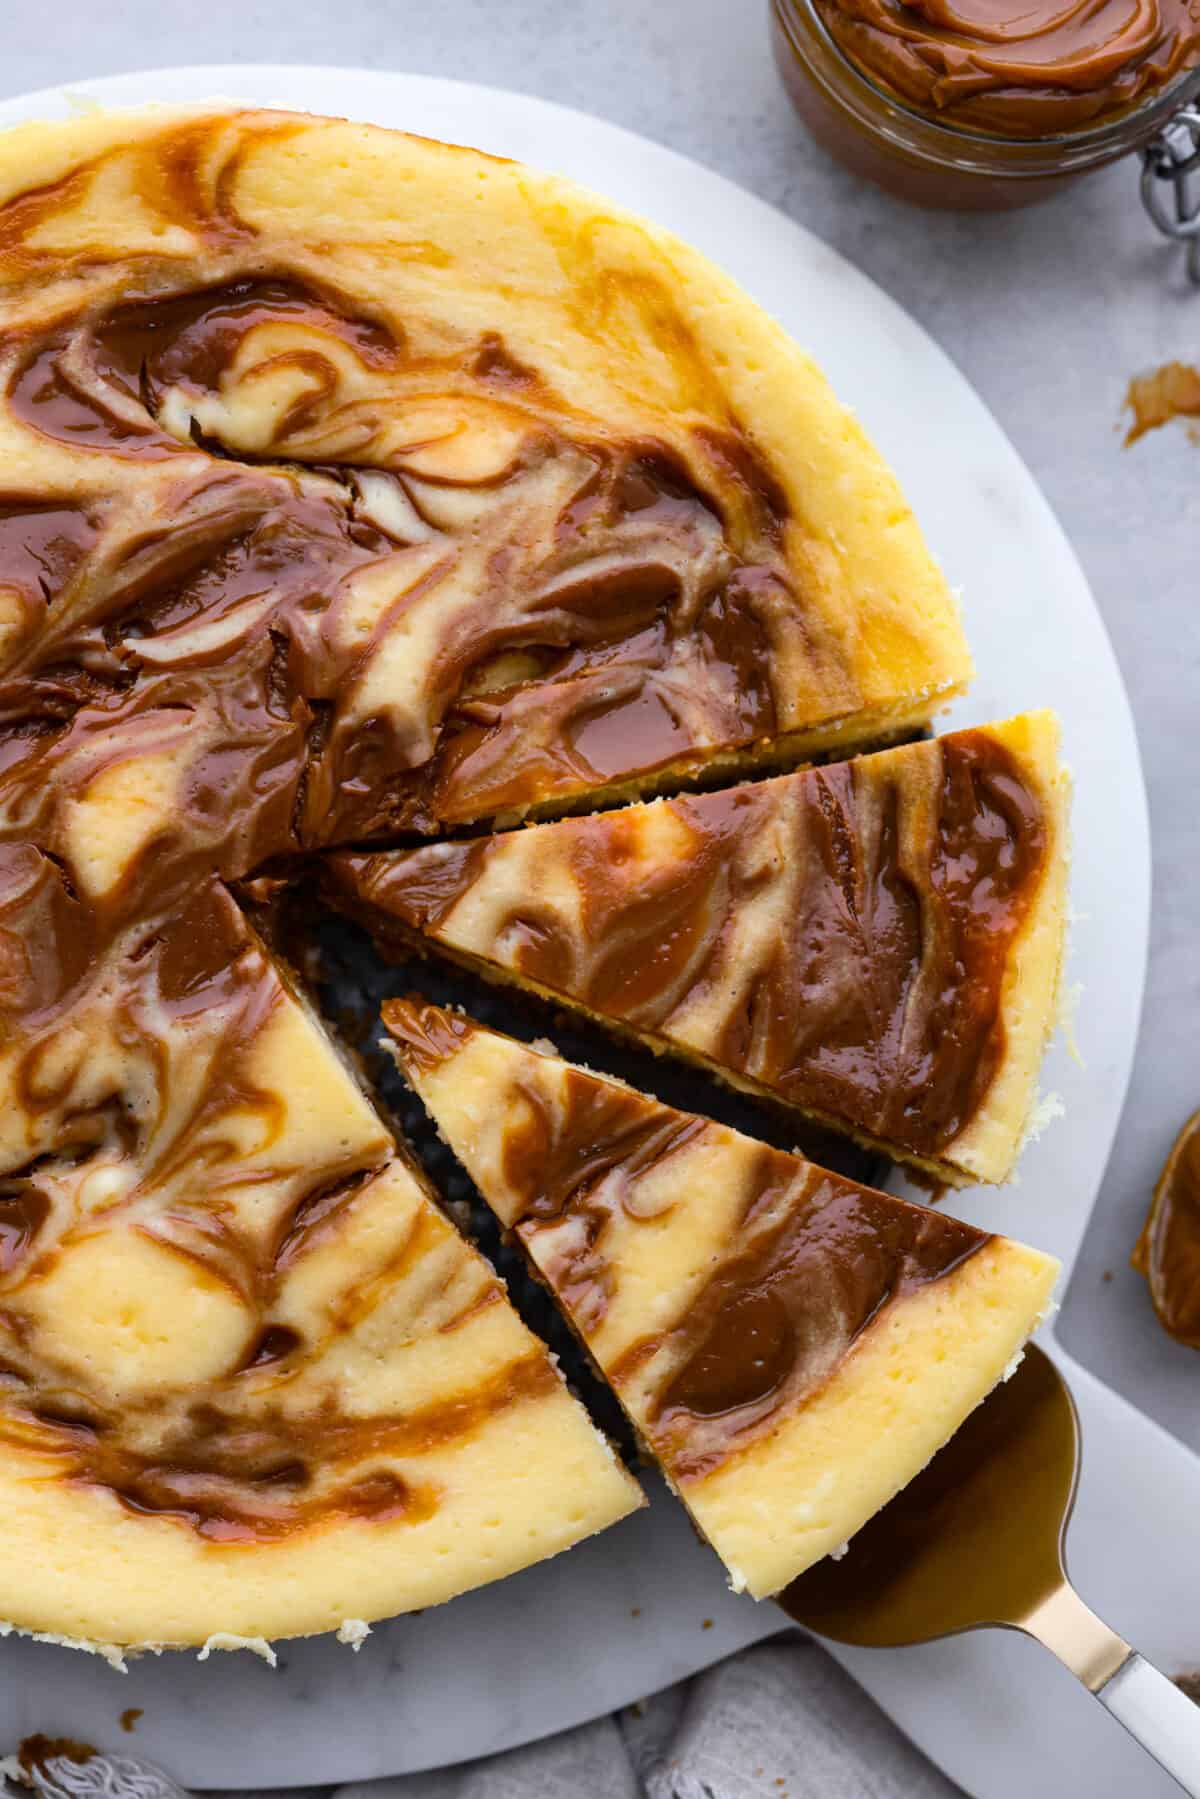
[0,862,639,1653]
[332,711,1069,1187]
[383,999,1060,1600]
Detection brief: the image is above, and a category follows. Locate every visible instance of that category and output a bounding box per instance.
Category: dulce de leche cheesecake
[332,712,1069,1186]
[0,105,969,850]
[0,103,972,1653]
[383,1000,1060,1599]
[0,866,638,1653]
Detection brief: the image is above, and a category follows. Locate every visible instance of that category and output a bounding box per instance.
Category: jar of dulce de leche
[771,0,1200,211]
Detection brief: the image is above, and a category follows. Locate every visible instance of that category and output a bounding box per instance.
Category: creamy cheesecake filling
[387,998,990,1483]
[331,722,1055,1171]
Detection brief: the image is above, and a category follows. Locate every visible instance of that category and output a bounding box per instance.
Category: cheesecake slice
[383,999,1060,1599]
[0,105,970,858]
[0,860,639,1652]
[331,712,1069,1186]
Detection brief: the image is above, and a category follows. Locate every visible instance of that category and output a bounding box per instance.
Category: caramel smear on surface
[1132,1109,1200,1345]
[1123,362,1200,446]
[16,1736,96,1776]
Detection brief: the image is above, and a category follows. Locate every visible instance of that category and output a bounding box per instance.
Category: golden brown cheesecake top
[337,723,1052,1165]
[385,998,993,1481]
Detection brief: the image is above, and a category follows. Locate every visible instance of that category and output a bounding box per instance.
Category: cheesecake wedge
[333,712,1069,1186]
[383,999,1060,1599]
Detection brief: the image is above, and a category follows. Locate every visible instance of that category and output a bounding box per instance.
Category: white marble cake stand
[0,65,1191,1799]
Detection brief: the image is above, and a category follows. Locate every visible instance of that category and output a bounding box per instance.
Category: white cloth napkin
[237,1634,966,1799]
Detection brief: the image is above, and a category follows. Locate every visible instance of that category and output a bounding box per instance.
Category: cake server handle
[1024,1580,1200,1796]
[1098,1653,1200,1797]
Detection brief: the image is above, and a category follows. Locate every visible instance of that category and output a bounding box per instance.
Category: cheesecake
[0,103,1061,1657]
[0,865,639,1651]
[383,999,1060,1598]
[0,102,972,1653]
[0,105,969,857]
[331,712,1069,1186]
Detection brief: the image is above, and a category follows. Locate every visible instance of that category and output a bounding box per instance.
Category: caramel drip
[1123,361,1200,445]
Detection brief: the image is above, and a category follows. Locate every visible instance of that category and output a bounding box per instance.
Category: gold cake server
[782,1344,1200,1794]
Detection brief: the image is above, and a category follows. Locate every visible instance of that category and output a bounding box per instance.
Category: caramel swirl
[0,108,819,1573]
[0,872,566,1545]
[338,725,1051,1168]
[0,106,971,1609]
[384,999,992,1484]
[815,0,1200,136]
[0,271,812,878]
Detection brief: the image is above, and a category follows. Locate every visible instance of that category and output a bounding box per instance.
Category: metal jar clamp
[1141,104,1200,283]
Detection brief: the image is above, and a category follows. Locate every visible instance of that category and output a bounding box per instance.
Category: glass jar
[771,0,1200,211]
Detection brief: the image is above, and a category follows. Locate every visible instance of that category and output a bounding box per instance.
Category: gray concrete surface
[3,1,1197,1443]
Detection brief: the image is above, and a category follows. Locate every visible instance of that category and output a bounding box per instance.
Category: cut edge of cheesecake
[327,710,1070,1189]
[938,709,1071,1183]
[683,1237,1058,1597]
[381,998,1061,1601]
[482,696,961,833]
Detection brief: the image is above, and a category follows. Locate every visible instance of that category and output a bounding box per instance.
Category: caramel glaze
[1133,1110,1200,1347]
[386,1000,991,1482]
[815,0,1200,138]
[342,729,1048,1162]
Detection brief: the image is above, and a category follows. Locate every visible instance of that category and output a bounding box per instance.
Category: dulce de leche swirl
[331,713,1069,1185]
[815,0,1200,136]
[0,863,638,1644]
[0,105,970,901]
[383,1000,1061,1598]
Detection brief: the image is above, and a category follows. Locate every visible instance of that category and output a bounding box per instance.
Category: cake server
[782,1343,1200,1795]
